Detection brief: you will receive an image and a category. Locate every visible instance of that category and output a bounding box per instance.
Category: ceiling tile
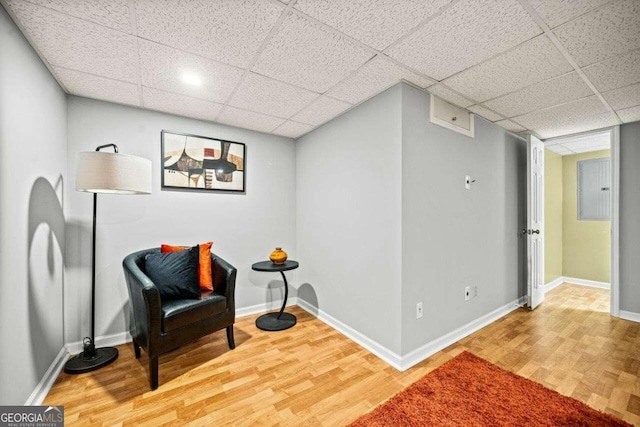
[546,145,573,155]
[563,139,610,151]
[293,0,454,50]
[527,0,611,29]
[602,83,640,111]
[467,105,504,122]
[251,12,373,93]
[217,106,286,134]
[6,0,139,82]
[554,147,576,154]
[229,73,319,119]
[386,0,541,80]
[54,67,140,106]
[483,72,593,118]
[291,96,352,126]
[570,144,610,154]
[272,121,315,138]
[583,49,640,93]
[616,105,640,123]
[556,148,576,155]
[23,0,133,33]
[444,35,572,102]
[495,119,526,133]
[566,137,611,152]
[546,131,610,147]
[138,40,244,105]
[514,96,608,130]
[428,85,474,108]
[142,87,223,122]
[134,0,283,68]
[325,56,434,104]
[531,111,618,139]
[553,0,640,67]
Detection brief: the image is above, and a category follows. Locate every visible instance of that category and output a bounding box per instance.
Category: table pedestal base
[256,312,297,331]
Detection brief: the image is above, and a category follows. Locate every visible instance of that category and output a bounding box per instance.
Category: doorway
[539,128,619,315]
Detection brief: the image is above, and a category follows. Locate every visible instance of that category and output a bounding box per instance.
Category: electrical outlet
[465,286,471,301]
[473,285,478,298]
[416,302,423,319]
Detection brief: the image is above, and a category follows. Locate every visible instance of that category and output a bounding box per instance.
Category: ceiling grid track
[0,0,69,93]
[214,0,298,126]
[381,0,465,56]
[127,0,144,107]
[517,0,623,126]
[3,0,638,139]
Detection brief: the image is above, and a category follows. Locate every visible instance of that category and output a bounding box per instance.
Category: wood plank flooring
[44,284,640,426]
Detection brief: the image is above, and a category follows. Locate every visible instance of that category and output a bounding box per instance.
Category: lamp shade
[77,151,152,194]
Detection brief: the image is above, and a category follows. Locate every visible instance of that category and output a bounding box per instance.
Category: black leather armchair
[123,247,236,390]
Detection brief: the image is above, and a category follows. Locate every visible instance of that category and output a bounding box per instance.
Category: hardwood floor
[44,283,640,426]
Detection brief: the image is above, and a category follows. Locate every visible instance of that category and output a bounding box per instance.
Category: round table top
[252,260,299,272]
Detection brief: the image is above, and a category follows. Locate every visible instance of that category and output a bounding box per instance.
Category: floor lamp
[64,143,151,374]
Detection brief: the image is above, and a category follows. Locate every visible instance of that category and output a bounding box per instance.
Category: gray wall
[0,5,67,404]
[400,84,526,354]
[296,85,403,354]
[65,97,297,343]
[619,121,640,314]
[295,82,526,358]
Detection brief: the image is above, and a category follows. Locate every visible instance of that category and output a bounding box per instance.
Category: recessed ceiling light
[182,72,202,86]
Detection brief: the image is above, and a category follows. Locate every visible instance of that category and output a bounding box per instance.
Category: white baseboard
[296,298,403,370]
[619,310,640,323]
[561,276,610,290]
[66,331,132,355]
[297,297,522,372]
[40,296,524,402]
[544,277,565,293]
[399,298,523,371]
[25,347,68,406]
[65,299,299,355]
[32,298,296,406]
[235,297,298,318]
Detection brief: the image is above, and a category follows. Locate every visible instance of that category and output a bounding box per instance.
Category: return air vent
[430,95,474,138]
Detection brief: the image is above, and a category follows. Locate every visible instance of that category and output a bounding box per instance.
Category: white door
[527,135,545,309]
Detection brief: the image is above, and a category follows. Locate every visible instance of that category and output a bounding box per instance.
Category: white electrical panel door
[578,157,610,220]
[430,95,474,138]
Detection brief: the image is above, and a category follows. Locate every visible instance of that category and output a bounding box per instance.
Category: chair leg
[133,341,141,359]
[226,326,236,350]
[149,356,158,390]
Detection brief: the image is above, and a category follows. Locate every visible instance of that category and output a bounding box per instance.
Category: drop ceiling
[2,0,639,140]
[545,130,611,155]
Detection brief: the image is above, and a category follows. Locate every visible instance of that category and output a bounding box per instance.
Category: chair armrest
[123,251,163,347]
[212,254,236,312]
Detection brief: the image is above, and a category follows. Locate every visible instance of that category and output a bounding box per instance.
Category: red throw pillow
[161,242,213,291]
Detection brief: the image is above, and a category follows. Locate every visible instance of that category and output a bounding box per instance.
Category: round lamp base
[64,347,119,374]
[256,312,297,331]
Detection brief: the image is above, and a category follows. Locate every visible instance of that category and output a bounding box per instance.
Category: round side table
[252,260,299,331]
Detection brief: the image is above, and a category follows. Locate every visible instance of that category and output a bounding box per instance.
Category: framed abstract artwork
[161,130,246,192]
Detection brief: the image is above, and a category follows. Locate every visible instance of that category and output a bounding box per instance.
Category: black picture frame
[161,130,246,193]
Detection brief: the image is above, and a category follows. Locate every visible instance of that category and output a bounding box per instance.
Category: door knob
[522,229,540,234]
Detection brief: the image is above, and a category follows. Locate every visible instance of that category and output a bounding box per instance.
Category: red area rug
[350,351,631,426]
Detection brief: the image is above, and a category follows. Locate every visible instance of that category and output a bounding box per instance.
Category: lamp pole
[64,144,121,374]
